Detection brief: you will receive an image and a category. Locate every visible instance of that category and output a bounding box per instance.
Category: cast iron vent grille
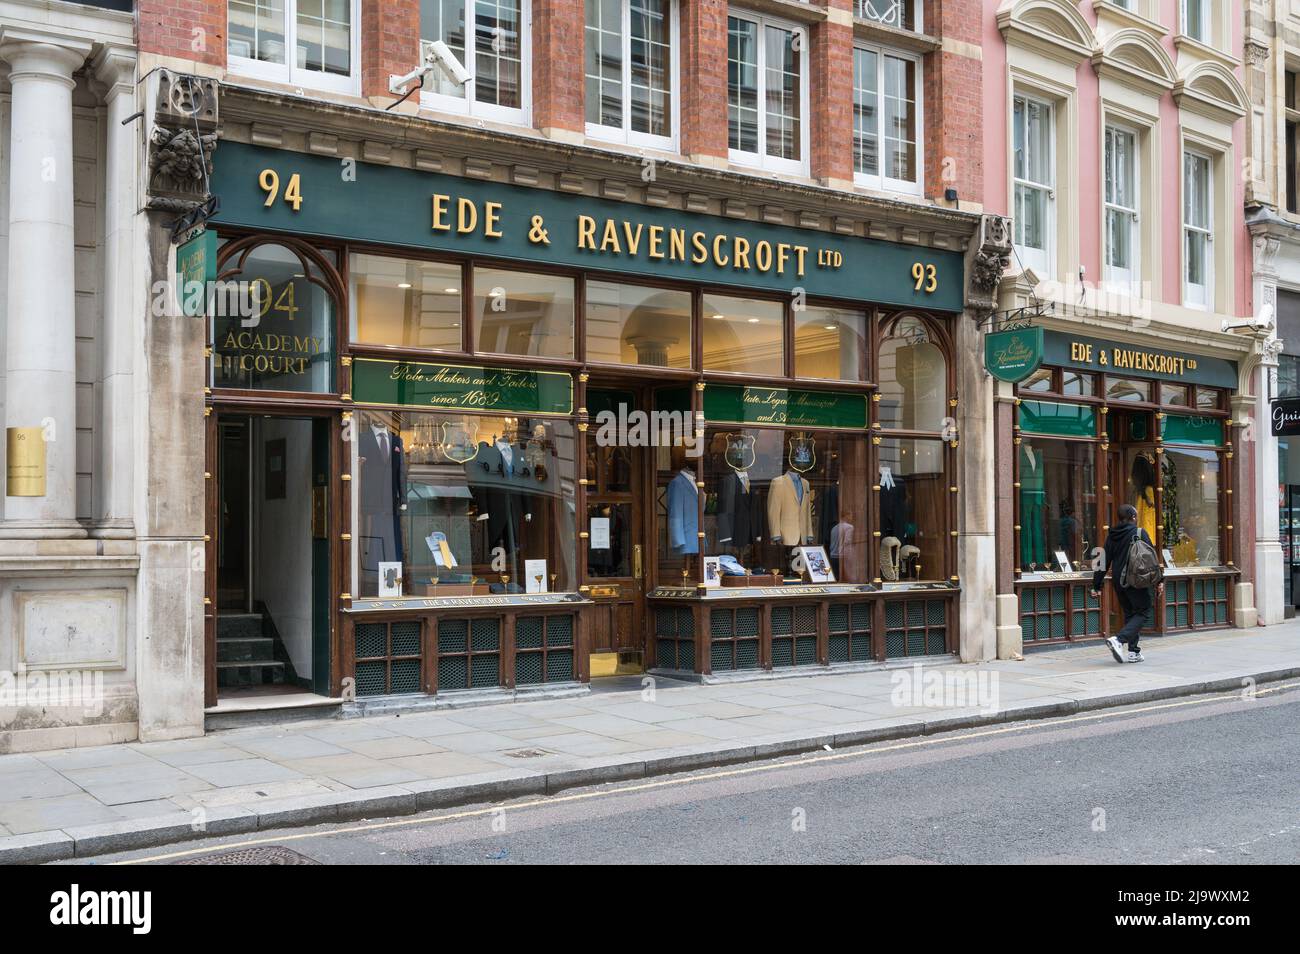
[471,618,500,652]
[1166,575,1229,631]
[353,619,425,696]
[545,649,574,682]
[1071,587,1103,636]
[653,607,696,671]
[516,616,544,650]
[355,623,386,659]
[827,600,874,663]
[438,616,501,692]
[439,618,468,654]
[772,603,819,668]
[354,660,386,697]
[884,598,948,659]
[1019,584,1068,643]
[471,653,500,688]
[515,614,576,685]
[710,607,761,672]
[390,658,422,694]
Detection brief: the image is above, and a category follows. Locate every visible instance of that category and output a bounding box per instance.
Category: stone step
[216,659,286,689]
[216,612,265,640]
[216,636,274,662]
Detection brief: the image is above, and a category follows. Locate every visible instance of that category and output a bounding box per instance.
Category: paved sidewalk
[2,623,1297,863]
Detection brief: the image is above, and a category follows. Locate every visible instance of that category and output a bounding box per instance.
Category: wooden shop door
[583,388,648,675]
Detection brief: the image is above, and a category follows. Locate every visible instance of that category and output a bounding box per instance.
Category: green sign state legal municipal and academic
[210,142,965,312]
[703,385,869,429]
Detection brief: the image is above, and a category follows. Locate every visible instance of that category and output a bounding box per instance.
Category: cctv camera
[389,40,472,96]
[426,40,471,87]
[1221,308,1274,334]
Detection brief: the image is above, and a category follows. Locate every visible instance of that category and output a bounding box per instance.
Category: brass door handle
[632,544,643,580]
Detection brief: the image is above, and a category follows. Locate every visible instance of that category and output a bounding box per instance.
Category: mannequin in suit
[716,468,765,552]
[768,470,813,546]
[667,465,699,554]
[358,420,406,567]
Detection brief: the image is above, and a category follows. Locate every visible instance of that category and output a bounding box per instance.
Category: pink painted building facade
[980,1,1277,651]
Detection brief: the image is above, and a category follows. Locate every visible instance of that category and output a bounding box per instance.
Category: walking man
[1091,504,1163,664]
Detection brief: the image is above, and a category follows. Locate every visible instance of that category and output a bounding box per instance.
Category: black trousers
[1115,587,1153,651]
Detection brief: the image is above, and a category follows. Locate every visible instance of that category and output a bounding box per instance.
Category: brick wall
[811,1,854,184]
[680,0,729,161]
[134,0,985,204]
[138,0,226,67]
[361,0,420,101]
[924,0,983,204]
[533,0,585,134]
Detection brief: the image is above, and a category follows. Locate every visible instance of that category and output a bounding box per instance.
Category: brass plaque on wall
[6,427,46,496]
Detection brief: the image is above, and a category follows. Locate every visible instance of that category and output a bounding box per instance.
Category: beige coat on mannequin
[767,472,813,545]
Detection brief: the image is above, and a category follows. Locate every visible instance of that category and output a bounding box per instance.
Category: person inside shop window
[1131,454,1158,544]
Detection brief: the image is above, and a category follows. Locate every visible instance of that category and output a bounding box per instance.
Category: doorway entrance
[584,387,650,675]
[214,414,332,700]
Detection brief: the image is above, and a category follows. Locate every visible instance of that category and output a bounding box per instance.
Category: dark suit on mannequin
[358,424,406,565]
[716,470,766,553]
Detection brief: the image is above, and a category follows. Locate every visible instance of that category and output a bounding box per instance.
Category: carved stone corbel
[146,70,220,213]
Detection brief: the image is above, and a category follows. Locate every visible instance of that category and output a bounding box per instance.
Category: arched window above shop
[877,314,948,432]
[214,238,341,394]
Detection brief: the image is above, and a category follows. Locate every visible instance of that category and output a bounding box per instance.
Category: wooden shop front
[200,140,971,707]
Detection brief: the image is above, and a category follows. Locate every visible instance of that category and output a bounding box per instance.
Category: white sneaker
[1105,636,1125,664]
[1127,650,1145,663]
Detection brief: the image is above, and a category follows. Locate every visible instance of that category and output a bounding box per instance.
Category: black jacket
[1092,522,1154,609]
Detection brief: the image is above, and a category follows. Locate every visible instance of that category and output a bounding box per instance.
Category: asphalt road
[95,683,1300,865]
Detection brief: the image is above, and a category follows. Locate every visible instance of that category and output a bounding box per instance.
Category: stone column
[0,30,91,536]
[91,46,139,537]
[1252,351,1283,624]
[956,310,997,662]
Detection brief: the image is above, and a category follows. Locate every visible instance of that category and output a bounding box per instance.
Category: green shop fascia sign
[985,327,1044,383]
[210,142,964,312]
[352,358,573,415]
[704,385,868,429]
[1042,330,1237,389]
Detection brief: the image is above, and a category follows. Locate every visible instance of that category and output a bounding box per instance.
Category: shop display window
[793,305,869,381]
[585,280,692,368]
[701,294,784,376]
[696,426,870,585]
[350,252,462,350]
[876,436,947,581]
[471,267,575,358]
[1016,438,1097,572]
[1122,448,1160,547]
[1161,447,1222,567]
[352,409,576,598]
[878,315,948,431]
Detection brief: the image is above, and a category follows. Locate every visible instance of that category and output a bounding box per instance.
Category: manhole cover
[175,845,319,865]
[502,748,550,758]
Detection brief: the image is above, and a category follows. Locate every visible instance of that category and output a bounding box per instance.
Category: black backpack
[1121,533,1163,589]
